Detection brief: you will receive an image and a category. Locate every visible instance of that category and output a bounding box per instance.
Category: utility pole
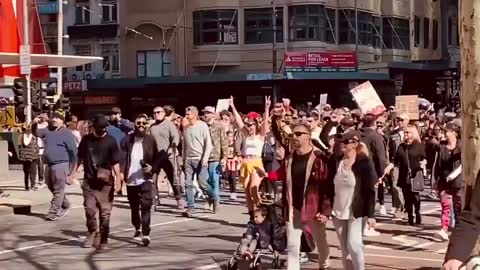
[57,0,64,98]
[355,0,359,59]
[272,1,278,103]
[23,0,32,123]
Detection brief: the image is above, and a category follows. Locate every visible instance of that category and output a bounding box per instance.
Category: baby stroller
[227,202,287,270]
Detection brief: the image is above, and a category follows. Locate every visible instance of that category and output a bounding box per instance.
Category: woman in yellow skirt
[229,96,270,220]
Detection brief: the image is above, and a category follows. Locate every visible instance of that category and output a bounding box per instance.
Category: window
[433,19,438,50]
[101,44,119,74]
[414,16,420,47]
[101,0,118,23]
[382,17,410,50]
[448,16,459,46]
[193,10,238,45]
[73,45,92,72]
[75,0,90,25]
[339,10,372,45]
[288,5,336,43]
[244,8,283,44]
[372,16,382,48]
[136,50,172,78]
[423,17,430,48]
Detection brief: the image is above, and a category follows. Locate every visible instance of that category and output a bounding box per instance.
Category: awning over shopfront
[0,52,103,68]
[285,71,389,80]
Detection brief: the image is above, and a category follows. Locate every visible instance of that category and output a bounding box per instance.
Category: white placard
[319,94,328,106]
[215,99,230,113]
[350,81,385,115]
[20,45,31,75]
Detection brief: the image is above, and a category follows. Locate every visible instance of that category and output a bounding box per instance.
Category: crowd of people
[12,96,464,269]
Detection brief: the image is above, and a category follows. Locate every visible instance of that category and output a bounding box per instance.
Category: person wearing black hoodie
[360,114,388,215]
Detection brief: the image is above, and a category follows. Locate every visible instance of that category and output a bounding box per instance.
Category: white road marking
[365,245,390,250]
[0,216,207,255]
[194,262,222,270]
[421,207,441,215]
[434,248,447,254]
[365,253,444,262]
[404,241,434,251]
[392,235,418,248]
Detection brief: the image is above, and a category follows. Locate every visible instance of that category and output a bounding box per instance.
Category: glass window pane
[137,64,145,77]
[137,52,145,64]
[146,51,163,77]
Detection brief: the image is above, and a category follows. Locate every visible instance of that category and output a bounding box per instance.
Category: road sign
[19,45,31,75]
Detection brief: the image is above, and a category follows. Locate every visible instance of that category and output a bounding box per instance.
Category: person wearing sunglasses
[279,123,333,270]
[120,114,161,247]
[230,96,270,220]
[332,130,377,270]
[150,106,182,209]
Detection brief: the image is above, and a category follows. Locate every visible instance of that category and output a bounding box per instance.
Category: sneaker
[183,208,194,218]
[142,236,151,247]
[84,231,97,248]
[58,207,70,219]
[45,214,58,221]
[230,193,237,200]
[212,200,220,214]
[133,230,142,242]
[97,240,108,250]
[363,227,381,237]
[389,207,397,215]
[0,192,10,198]
[434,229,449,242]
[299,252,309,264]
[379,205,387,216]
[176,200,184,210]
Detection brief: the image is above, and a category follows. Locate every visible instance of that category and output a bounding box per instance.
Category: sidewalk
[0,169,84,216]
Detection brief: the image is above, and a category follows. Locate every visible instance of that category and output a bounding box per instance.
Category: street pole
[57,0,63,98]
[272,1,278,103]
[23,0,32,124]
[355,0,359,57]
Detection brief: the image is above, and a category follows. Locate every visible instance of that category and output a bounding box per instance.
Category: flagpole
[23,0,32,123]
[57,0,63,98]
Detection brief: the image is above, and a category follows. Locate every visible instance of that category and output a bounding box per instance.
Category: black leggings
[402,187,421,222]
[23,160,37,189]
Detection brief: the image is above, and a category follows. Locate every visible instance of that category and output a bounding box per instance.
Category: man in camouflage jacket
[202,106,229,210]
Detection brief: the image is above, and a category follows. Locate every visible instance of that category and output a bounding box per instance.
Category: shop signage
[284,52,357,72]
[63,81,84,92]
[85,96,118,105]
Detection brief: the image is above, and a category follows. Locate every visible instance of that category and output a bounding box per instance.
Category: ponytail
[356,142,370,157]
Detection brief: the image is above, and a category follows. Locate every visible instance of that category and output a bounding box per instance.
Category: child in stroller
[227,203,286,270]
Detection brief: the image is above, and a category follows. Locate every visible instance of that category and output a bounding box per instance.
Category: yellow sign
[0,106,16,127]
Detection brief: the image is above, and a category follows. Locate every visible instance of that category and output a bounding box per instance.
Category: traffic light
[31,82,47,112]
[12,78,27,123]
[59,95,71,114]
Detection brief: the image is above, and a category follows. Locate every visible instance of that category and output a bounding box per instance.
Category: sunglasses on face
[246,123,256,127]
[341,139,358,144]
[136,121,147,126]
[154,110,165,114]
[396,118,405,122]
[293,131,309,137]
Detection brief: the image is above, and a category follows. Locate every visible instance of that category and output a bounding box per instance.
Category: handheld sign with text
[215,99,230,113]
[350,81,385,115]
[395,95,419,120]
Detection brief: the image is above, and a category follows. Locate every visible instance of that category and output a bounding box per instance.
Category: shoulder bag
[406,147,424,193]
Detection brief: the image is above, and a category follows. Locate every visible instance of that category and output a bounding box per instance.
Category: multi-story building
[76,0,460,118]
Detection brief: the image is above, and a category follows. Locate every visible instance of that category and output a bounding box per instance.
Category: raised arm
[229,96,245,130]
[261,96,271,137]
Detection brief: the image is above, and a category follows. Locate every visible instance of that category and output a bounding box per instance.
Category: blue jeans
[208,161,221,201]
[184,159,215,209]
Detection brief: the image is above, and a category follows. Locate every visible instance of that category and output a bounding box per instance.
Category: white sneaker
[364,227,381,237]
[389,207,397,215]
[133,230,142,242]
[434,229,449,242]
[379,205,387,216]
[142,236,151,247]
[230,193,237,200]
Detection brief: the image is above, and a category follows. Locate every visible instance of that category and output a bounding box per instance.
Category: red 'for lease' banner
[284,51,357,72]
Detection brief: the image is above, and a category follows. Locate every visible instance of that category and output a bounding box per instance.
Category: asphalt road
[0,174,448,270]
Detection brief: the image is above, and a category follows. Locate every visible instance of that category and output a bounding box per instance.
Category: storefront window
[193,10,238,45]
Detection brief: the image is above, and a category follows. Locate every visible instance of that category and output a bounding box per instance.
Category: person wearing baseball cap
[32,111,78,221]
[202,106,229,211]
[332,129,377,270]
[78,114,122,250]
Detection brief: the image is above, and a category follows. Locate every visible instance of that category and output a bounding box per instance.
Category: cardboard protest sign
[215,99,230,113]
[319,94,328,106]
[396,95,419,120]
[350,81,385,115]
